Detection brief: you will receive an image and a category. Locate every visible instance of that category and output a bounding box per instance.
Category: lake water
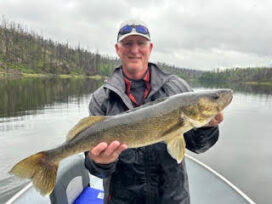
[0,77,271,204]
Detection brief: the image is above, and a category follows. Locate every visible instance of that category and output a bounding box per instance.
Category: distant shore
[0,69,103,80]
[244,81,272,86]
[1,68,272,88]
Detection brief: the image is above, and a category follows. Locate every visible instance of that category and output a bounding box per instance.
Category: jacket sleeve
[84,87,118,178]
[84,152,118,178]
[184,126,219,153]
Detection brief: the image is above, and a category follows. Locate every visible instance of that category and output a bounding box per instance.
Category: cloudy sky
[1,0,272,70]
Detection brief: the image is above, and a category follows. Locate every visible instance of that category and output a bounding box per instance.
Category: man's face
[115,35,153,79]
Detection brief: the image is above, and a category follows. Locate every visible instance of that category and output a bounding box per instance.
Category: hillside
[0,20,119,76]
[0,20,201,79]
[0,19,271,85]
[199,67,272,85]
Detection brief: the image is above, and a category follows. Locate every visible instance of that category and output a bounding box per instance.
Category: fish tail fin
[9,151,58,195]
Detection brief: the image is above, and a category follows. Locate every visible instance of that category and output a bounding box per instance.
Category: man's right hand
[88,141,128,164]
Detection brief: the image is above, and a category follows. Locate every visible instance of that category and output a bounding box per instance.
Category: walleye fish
[10,89,233,195]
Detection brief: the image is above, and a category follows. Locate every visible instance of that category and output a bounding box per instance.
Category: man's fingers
[115,144,128,155]
[111,144,128,159]
[103,141,121,157]
[205,112,224,127]
[89,141,128,164]
[215,112,224,123]
[209,118,217,126]
[210,112,224,126]
[90,142,108,156]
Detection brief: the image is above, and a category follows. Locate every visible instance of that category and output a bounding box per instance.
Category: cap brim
[118,32,150,42]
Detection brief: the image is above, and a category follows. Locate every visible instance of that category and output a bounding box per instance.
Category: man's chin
[127,63,142,70]
[128,60,141,64]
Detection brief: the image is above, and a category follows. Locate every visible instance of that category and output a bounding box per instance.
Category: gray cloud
[0,0,271,70]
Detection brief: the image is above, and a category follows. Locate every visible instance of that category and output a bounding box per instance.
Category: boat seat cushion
[73,186,104,204]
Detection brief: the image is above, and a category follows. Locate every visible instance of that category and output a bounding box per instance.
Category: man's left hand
[205,111,224,127]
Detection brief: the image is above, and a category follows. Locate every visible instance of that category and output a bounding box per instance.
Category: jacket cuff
[84,152,117,178]
[184,126,219,153]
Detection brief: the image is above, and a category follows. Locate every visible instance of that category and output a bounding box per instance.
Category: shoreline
[1,71,271,87]
[0,70,103,80]
[244,81,272,86]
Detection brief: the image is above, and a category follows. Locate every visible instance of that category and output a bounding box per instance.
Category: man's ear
[149,42,153,52]
[115,43,121,58]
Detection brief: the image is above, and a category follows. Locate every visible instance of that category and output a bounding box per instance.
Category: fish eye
[212,93,220,100]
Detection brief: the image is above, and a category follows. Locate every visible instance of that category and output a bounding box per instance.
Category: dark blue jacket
[85,63,219,204]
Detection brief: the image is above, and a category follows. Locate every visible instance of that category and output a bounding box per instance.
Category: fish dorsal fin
[165,135,186,163]
[66,116,107,141]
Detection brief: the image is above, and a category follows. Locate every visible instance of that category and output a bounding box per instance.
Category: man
[85,19,223,204]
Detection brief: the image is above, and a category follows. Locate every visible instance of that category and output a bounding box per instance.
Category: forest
[0,18,271,85]
[0,19,119,76]
[199,67,272,85]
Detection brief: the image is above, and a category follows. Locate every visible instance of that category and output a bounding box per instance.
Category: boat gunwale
[186,154,256,204]
[5,182,32,204]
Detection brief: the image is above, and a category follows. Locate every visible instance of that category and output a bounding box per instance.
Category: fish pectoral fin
[165,134,186,163]
[66,116,107,141]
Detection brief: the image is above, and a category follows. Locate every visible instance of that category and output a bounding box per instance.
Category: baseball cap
[117,19,151,42]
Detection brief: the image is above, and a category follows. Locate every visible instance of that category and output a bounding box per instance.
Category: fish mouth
[207,89,233,113]
[211,89,233,107]
[220,89,233,108]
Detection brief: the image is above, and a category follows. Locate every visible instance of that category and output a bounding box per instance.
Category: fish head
[180,89,233,127]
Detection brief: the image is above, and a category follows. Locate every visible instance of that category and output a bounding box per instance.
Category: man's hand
[88,141,128,164]
[205,111,224,127]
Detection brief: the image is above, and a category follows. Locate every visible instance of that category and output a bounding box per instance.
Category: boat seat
[49,154,90,204]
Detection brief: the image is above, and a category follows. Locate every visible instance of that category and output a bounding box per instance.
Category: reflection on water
[1,77,271,119]
[0,77,103,202]
[191,85,272,204]
[0,77,272,203]
[0,77,103,118]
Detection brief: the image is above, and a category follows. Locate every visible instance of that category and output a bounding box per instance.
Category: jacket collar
[104,63,172,108]
[148,63,172,98]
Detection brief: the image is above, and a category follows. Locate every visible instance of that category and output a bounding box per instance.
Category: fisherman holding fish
[10,19,230,203]
[9,18,232,203]
[85,19,224,204]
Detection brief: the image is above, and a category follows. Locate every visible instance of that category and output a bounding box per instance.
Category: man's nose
[130,43,140,53]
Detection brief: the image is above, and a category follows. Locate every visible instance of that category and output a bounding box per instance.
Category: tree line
[157,62,203,81]
[0,18,271,84]
[199,67,272,84]
[0,18,205,80]
[0,18,119,76]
